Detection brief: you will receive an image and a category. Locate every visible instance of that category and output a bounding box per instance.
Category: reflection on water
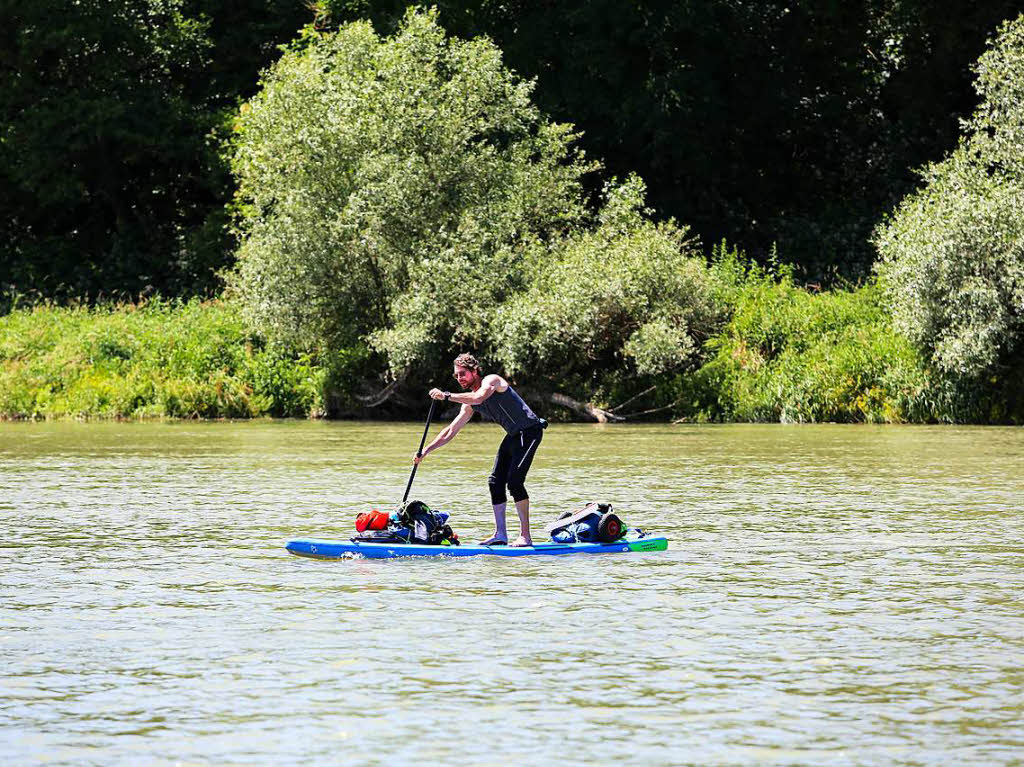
[2,421,1023,765]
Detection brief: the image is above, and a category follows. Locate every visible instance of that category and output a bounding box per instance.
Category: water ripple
[1,422,1023,765]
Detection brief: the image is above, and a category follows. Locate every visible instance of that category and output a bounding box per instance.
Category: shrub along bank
[0,263,952,423]
[0,299,326,419]
[671,252,936,423]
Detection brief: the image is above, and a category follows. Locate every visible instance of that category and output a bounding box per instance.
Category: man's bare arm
[415,404,474,462]
[429,374,505,407]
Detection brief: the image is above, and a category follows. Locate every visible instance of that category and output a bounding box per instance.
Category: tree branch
[547,392,624,423]
[609,385,658,413]
[616,399,683,419]
[356,376,404,407]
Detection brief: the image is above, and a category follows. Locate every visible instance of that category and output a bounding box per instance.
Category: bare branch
[547,392,624,423]
[616,399,682,419]
[609,385,658,413]
[356,376,404,407]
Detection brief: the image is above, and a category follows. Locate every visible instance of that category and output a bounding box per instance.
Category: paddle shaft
[402,397,437,503]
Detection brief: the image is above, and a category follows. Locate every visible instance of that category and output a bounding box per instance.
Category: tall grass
[0,299,326,419]
[672,250,939,423]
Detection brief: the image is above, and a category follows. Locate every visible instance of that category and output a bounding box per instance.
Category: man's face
[453,365,478,391]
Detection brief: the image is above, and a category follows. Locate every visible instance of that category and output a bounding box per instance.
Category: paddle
[402,397,437,504]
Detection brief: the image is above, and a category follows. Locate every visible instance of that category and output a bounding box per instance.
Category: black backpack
[396,500,460,545]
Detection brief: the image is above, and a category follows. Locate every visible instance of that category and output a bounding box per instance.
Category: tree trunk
[547,392,624,423]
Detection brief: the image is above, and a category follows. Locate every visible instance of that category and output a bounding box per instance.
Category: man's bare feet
[510,536,533,547]
[479,535,507,546]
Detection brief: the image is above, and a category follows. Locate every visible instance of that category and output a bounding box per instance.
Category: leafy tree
[875,15,1024,420]
[230,10,724,409]
[0,0,310,304]
[230,10,594,375]
[0,0,214,299]
[316,1,1024,281]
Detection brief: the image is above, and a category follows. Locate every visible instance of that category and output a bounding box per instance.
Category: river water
[1,421,1022,766]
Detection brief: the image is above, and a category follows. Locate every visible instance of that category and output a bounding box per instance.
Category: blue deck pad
[286,532,668,559]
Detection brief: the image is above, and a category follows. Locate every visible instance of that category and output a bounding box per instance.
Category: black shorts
[487,424,544,504]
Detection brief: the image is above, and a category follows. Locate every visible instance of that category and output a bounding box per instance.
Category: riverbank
[1,272,957,423]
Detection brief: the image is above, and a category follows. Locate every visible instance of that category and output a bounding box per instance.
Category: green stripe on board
[628,539,669,552]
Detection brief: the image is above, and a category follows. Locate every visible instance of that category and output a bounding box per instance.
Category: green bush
[674,250,935,423]
[493,177,725,399]
[875,15,1024,421]
[0,299,327,419]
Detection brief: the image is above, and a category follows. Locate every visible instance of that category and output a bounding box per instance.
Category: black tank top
[473,386,541,435]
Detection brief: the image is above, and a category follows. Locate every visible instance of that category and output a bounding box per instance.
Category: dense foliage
[4,0,1022,299]
[0,0,308,303]
[674,250,934,423]
[4,3,1024,422]
[231,10,720,406]
[318,0,1023,280]
[875,15,1024,422]
[0,299,323,419]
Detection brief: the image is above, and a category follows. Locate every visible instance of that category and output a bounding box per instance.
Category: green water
[2,421,1023,765]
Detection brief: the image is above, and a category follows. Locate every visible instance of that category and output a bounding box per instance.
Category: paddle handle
[402,397,437,503]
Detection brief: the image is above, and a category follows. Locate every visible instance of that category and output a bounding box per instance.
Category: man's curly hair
[453,353,483,373]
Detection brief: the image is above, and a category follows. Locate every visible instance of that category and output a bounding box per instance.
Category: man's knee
[508,481,528,503]
[488,474,507,505]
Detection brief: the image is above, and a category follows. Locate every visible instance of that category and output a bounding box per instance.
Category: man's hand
[412,452,424,465]
[428,388,447,401]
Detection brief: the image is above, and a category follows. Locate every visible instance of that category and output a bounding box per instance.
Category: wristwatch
[443,391,451,401]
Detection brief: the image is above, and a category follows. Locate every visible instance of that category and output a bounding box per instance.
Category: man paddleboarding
[413,353,546,547]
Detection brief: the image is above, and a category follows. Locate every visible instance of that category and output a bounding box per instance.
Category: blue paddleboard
[286,531,668,559]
